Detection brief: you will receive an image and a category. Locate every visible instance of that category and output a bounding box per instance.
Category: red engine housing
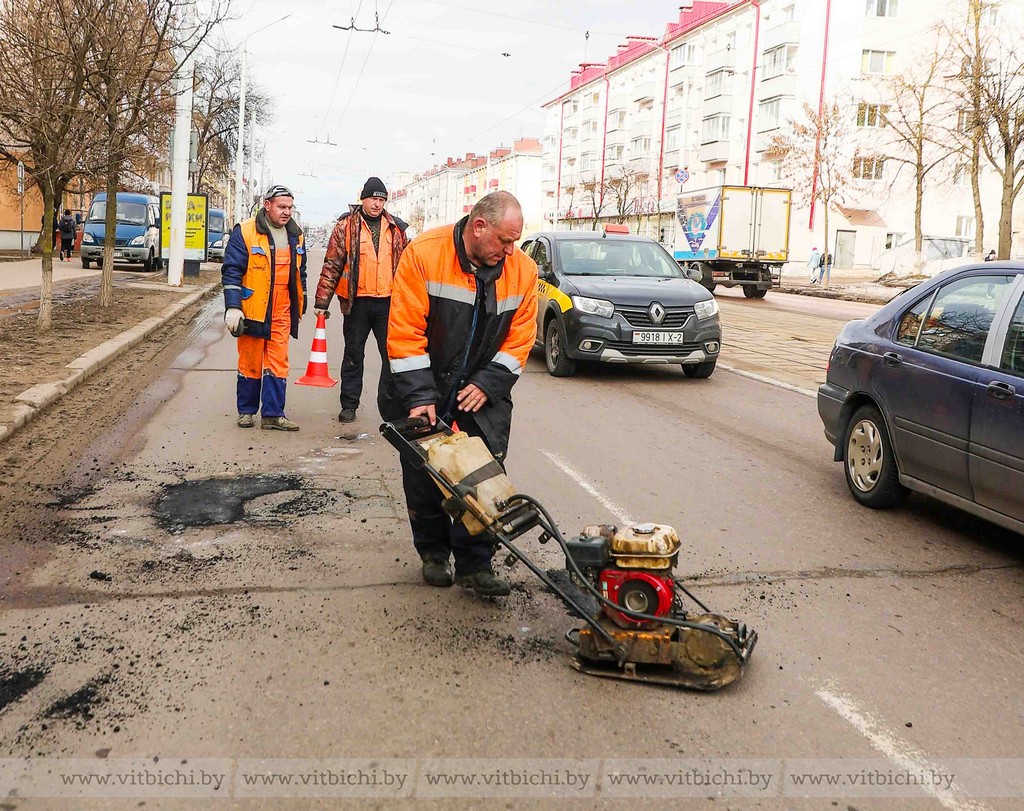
[598,568,675,629]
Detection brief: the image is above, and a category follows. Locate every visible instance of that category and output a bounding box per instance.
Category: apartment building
[387,138,543,237]
[542,0,1023,269]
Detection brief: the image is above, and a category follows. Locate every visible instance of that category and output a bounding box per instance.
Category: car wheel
[843,405,907,508]
[682,360,716,379]
[544,319,577,377]
[743,286,767,299]
[81,258,91,269]
[143,250,155,272]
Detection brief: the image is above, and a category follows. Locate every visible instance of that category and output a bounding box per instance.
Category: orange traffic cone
[296,313,339,388]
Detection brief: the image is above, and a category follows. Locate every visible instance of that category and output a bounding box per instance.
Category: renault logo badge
[649,302,666,325]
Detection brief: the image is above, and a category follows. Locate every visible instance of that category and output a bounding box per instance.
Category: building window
[665,126,681,152]
[582,120,598,137]
[853,156,885,180]
[981,1,1000,25]
[861,49,895,74]
[856,102,889,127]
[671,41,699,68]
[885,232,903,249]
[706,68,730,97]
[725,31,736,51]
[956,109,974,133]
[608,109,626,130]
[780,3,796,21]
[565,127,578,143]
[606,144,624,162]
[763,45,797,79]
[580,153,594,171]
[865,0,898,16]
[770,161,783,182]
[630,136,652,157]
[955,215,975,237]
[702,115,731,143]
[953,163,970,187]
[758,97,782,131]
[563,99,578,115]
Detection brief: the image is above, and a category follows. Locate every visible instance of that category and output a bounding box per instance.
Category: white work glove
[224,308,244,337]
[314,307,330,320]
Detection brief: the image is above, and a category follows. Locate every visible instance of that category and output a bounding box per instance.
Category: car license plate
[113,250,123,258]
[632,331,686,344]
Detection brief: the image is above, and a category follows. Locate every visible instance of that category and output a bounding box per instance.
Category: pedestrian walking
[387,191,538,597]
[807,246,821,283]
[817,251,832,284]
[58,209,76,261]
[221,184,308,431]
[984,249,997,262]
[314,177,409,423]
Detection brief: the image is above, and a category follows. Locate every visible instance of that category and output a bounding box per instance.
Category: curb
[773,285,903,305]
[0,282,219,447]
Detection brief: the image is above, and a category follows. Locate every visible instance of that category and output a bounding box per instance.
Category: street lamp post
[234,14,291,225]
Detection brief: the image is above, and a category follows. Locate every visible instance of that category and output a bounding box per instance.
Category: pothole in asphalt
[0,667,48,713]
[154,474,308,530]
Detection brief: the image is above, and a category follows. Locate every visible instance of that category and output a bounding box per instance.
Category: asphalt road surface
[1,255,1022,809]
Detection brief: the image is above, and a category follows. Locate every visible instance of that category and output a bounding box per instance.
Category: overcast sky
[218,0,714,225]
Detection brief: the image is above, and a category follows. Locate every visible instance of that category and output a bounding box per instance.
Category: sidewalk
[0,256,104,293]
[777,266,909,305]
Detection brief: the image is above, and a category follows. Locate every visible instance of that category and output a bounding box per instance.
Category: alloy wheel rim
[549,329,560,366]
[847,419,884,492]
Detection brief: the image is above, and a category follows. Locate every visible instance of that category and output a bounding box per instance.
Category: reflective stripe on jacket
[222,209,307,339]
[387,217,538,457]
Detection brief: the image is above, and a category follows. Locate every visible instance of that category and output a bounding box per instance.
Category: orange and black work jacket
[222,209,307,339]
[315,206,408,315]
[387,217,538,458]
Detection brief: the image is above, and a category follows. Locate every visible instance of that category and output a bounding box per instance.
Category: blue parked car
[818,262,1024,534]
[207,208,228,262]
[80,191,162,271]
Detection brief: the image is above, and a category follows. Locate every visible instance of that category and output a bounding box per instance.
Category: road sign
[16,160,24,180]
[675,167,690,184]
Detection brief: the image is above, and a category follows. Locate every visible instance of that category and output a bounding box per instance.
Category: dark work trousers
[340,296,391,413]
[399,410,494,576]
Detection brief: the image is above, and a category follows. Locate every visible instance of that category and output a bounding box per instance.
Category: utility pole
[168,0,196,287]
[17,161,25,255]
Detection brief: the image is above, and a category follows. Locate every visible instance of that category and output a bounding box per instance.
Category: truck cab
[207,208,228,262]
[80,191,162,272]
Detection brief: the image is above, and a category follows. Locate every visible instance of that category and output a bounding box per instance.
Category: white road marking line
[541,451,634,526]
[816,685,991,811]
[717,362,818,398]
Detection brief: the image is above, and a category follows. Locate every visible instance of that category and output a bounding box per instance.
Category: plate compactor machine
[382,417,757,691]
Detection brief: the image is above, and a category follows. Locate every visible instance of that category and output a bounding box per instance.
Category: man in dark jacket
[58,209,76,261]
[387,191,538,597]
[314,177,409,423]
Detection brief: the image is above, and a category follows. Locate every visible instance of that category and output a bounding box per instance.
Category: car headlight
[694,298,719,320]
[81,232,95,244]
[571,295,615,319]
[129,235,146,246]
[212,239,223,248]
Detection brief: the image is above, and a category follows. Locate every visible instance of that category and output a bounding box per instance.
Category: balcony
[633,80,658,103]
[702,93,735,118]
[760,71,798,98]
[762,20,800,51]
[699,140,731,164]
[706,48,735,72]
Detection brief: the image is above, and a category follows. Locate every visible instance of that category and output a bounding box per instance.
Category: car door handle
[882,351,903,367]
[986,381,1017,399]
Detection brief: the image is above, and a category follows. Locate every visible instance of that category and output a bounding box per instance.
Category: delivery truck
[673,185,791,298]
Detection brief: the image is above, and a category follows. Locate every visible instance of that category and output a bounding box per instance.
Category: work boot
[237,413,255,428]
[455,569,511,597]
[422,558,454,587]
[261,416,300,431]
[338,408,357,423]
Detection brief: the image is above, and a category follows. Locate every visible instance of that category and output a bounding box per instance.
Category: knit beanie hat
[360,176,388,200]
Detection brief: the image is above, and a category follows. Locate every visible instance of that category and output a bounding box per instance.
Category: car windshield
[209,214,226,234]
[557,238,685,278]
[86,200,148,225]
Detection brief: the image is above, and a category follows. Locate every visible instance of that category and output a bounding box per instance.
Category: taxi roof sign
[603,224,630,235]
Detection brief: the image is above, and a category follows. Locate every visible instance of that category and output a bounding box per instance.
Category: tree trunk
[970,142,984,256]
[998,148,1014,259]
[101,166,118,307]
[822,208,830,289]
[37,182,55,333]
[914,150,924,254]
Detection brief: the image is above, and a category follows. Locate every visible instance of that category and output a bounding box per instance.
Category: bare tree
[190,44,273,197]
[878,44,957,255]
[0,0,101,332]
[83,0,224,306]
[769,99,853,286]
[604,163,649,226]
[942,0,1024,259]
[580,178,609,230]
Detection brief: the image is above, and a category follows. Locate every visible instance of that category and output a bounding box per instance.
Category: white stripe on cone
[309,352,329,364]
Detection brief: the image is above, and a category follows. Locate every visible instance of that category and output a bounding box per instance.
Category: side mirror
[539,264,553,280]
